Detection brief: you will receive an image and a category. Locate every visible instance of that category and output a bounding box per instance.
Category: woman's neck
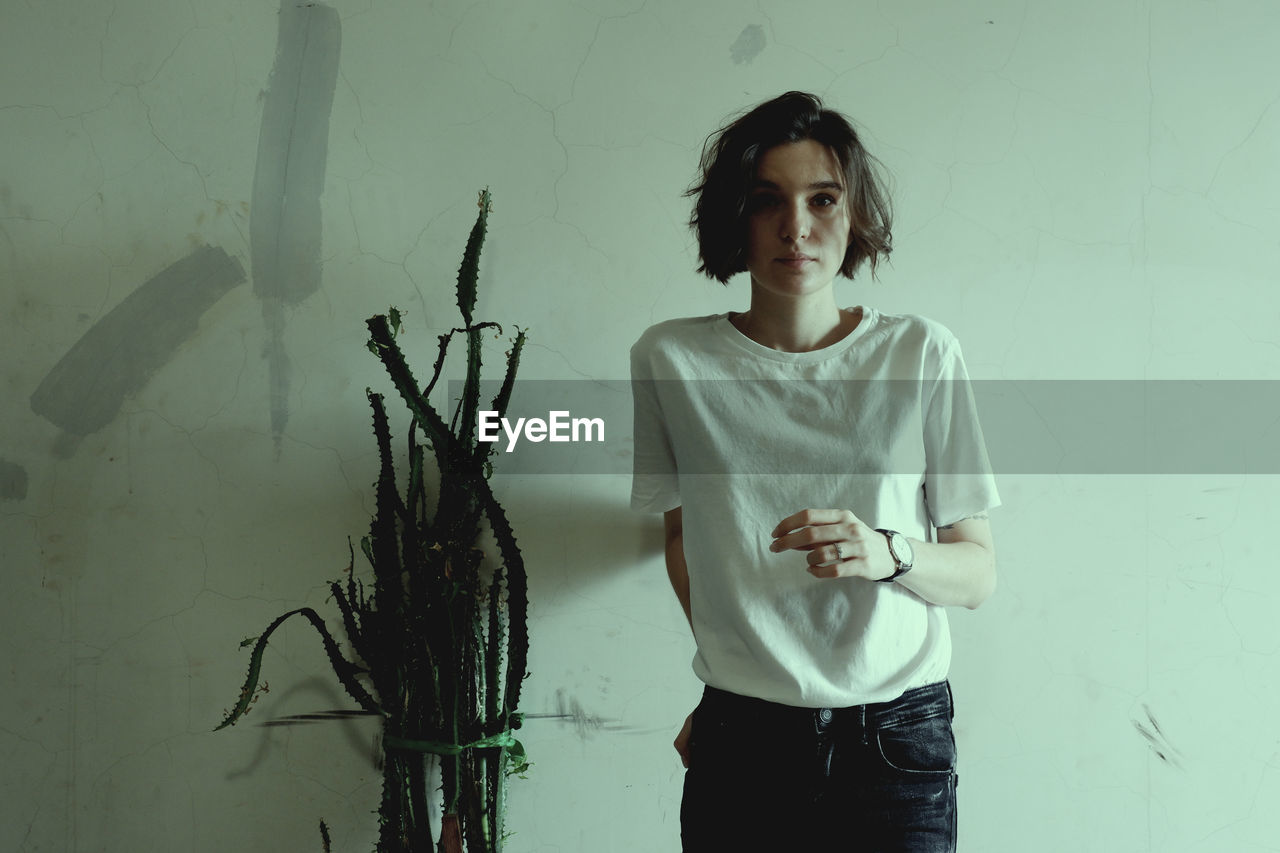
[731,294,860,353]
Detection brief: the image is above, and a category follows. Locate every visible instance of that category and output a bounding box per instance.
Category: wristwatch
[874,528,914,583]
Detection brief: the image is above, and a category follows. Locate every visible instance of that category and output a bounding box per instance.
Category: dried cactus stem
[220,188,527,852]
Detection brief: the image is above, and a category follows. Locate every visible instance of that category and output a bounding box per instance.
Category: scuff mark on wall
[29,245,246,436]
[554,688,605,740]
[0,457,28,500]
[730,24,766,65]
[1132,703,1183,768]
[251,2,342,449]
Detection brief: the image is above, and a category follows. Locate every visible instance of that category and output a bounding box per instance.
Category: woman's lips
[775,257,814,268]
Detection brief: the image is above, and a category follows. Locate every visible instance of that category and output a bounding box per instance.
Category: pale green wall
[3,1,1279,851]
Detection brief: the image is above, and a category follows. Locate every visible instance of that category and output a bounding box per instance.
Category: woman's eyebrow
[749,179,844,191]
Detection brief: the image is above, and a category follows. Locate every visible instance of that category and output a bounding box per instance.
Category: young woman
[630,91,1001,851]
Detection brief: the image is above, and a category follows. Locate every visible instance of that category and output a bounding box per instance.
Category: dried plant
[217,188,530,852]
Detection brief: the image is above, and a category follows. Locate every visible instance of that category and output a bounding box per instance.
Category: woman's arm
[662,506,697,768]
[770,508,997,610]
[663,506,693,629]
[894,513,996,610]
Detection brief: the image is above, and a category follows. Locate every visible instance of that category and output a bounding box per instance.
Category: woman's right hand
[675,711,694,768]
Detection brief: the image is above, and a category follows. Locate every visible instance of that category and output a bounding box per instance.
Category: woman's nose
[780,204,810,242]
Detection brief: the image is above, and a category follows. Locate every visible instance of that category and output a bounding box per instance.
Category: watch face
[891,532,913,565]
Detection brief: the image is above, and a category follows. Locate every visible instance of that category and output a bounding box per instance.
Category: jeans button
[818,708,833,724]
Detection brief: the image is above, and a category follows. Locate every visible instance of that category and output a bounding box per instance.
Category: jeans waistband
[700,680,953,729]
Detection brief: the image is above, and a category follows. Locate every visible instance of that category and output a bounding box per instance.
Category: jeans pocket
[874,711,956,775]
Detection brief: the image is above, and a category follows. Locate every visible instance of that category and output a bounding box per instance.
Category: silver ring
[833,543,844,561]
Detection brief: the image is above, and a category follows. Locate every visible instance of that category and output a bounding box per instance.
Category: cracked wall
[2,1,1279,851]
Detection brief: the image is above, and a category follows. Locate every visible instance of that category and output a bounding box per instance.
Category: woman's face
[743,139,853,300]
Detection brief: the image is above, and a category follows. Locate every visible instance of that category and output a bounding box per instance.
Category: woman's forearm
[665,532,694,629]
[892,538,996,610]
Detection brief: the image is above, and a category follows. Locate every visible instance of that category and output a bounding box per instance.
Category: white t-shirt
[630,305,1001,707]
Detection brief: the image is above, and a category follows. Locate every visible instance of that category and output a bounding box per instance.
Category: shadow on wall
[222,674,378,780]
[489,481,665,592]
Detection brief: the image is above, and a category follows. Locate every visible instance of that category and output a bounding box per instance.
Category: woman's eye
[812,194,837,207]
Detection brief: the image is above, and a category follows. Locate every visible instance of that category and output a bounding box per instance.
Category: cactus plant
[217,188,530,853]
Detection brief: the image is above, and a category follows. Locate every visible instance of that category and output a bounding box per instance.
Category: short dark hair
[685,91,893,284]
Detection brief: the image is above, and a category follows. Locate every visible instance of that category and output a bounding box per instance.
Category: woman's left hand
[769,508,894,581]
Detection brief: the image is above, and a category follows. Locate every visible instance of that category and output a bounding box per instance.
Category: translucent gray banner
[444,380,1280,475]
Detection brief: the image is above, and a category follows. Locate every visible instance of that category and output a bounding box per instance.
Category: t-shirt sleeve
[922,332,1001,528]
[629,335,680,513]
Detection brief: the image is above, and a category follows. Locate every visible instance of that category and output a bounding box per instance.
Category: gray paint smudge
[0,457,28,500]
[1132,703,1183,768]
[730,24,766,64]
[29,245,246,436]
[515,688,650,740]
[251,2,342,447]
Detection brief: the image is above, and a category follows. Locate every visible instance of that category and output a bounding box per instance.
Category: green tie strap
[383,729,517,756]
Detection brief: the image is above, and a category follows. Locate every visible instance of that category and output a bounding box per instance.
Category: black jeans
[680,681,958,852]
